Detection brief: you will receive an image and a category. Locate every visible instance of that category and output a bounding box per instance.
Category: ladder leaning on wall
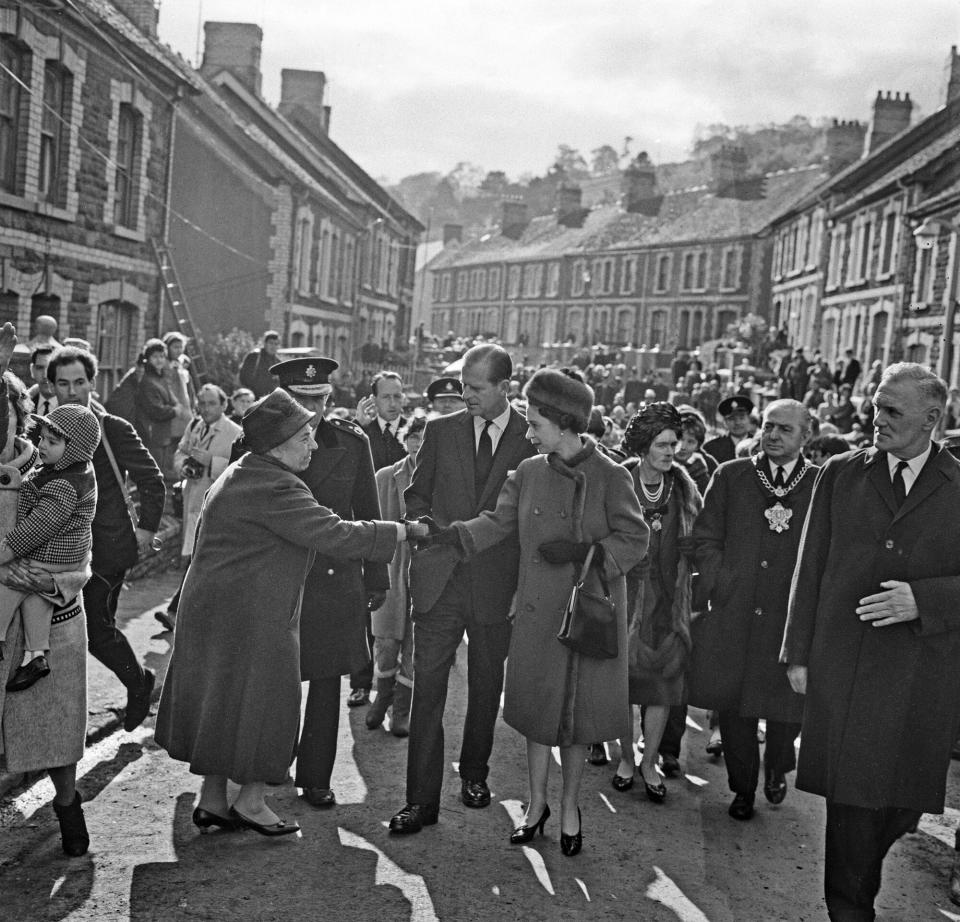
[150,238,208,382]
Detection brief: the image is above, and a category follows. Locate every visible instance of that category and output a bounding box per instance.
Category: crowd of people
[3,318,960,922]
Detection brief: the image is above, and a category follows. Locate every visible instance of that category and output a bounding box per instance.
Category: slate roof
[432,165,826,269]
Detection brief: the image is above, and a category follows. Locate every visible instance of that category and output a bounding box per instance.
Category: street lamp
[913,215,960,383]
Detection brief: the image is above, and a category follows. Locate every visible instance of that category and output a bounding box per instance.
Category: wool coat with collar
[155,451,398,784]
[782,443,960,813]
[454,440,649,746]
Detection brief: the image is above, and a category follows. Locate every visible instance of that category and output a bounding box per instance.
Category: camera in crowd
[181,456,206,480]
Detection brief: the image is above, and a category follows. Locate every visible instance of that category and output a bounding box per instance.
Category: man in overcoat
[782,363,960,921]
[693,399,812,820]
[269,357,389,809]
[388,343,536,834]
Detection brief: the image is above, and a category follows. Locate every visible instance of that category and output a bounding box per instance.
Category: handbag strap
[100,423,137,522]
[575,544,611,596]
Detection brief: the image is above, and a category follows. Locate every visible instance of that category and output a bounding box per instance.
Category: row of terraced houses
[0,0,421,396]
[425,48,960,384]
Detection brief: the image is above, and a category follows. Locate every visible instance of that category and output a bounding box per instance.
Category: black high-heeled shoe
[641,770,667,804]
[192,806,238,833]
[560,808,582,857]
[611,769,635,792]
[509,804,550,844]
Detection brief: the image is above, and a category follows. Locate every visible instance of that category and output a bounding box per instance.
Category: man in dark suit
[388,344,536,834]
[49,347,166,732]
[269,357,389,809]
[360,371,408,472]
[702,395,753,465]
[782,363,960,921]
[693,399,812,821]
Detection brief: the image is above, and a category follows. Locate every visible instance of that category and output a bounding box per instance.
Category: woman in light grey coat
[432,369,647,856]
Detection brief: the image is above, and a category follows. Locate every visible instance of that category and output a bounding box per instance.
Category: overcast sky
[158,1,959,183]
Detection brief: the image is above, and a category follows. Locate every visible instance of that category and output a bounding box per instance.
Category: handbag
[557,545,618,659]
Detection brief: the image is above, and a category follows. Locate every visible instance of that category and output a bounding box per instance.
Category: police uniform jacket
[691,453,811,721]
[782,444,960,812]
[299,415,389,680]
[702,432,737,465]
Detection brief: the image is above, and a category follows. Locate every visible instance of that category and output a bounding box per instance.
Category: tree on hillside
[479,170,510,195]
[445,161,486,196]
[591,144,620,176]
[552,144,589,179]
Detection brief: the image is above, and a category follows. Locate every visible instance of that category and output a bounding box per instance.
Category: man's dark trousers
[718,712,800,795]
[824,802,921,921]
[406,576,511,806]
[84,567,147,692]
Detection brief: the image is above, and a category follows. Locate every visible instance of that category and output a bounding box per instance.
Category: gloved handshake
[406,515,463,550]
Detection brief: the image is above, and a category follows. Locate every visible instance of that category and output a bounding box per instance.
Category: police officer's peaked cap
[425,377,464,402]
[270,357,339,396]
[718,395,755,417]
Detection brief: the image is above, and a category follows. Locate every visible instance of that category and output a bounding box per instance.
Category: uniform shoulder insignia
[328,416,366,439]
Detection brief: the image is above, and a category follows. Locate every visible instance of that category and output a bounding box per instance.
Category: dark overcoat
[456,442,649,745]
[691,454,812,721]
[406,407,536,619]
[154,452,397,784]
[782,444,960,813]
[299,416,388,680]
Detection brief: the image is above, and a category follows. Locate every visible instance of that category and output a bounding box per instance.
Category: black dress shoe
[728,793,755,821]
[192,807,237,833]
[660,754,681,778]
[303,788,336,808]
[611,771,635,792]
[347,688,370,707]
[388,803,439,834]
[229,806,300,836]
[705,736,723,757]
[509,804,550,844]
[52,792,89,857]
[5,655,51,692]
[763,771,788,805]
[560,808,582,857]
[124,669,156,731]
[587,743,609,766]
[461,779,491,808]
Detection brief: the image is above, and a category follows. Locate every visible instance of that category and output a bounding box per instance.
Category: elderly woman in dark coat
[0,324,92,857]
[155,389,425,837]
[614,403,701,803]
[430,369,648,856]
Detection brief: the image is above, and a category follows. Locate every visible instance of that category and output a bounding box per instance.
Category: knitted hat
[31,404,102,468]
[623,402,683,455]
[241,388,317,453]
[523,368,595,432]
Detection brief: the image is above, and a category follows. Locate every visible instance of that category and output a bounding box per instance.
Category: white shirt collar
[769,456,799,480]
[378,415,399,434]
[887,442,932,480]
[475,405,511,434]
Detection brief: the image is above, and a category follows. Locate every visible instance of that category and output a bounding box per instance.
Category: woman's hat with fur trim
[241,388,317,453]
[523,368,595,431]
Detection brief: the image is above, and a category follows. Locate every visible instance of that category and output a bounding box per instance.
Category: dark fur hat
[524,368,595,432]
[241,388,316,453]
[623,401,683,455]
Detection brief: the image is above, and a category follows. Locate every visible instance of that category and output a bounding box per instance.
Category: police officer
[703,395,754,465]
[425,377,464,416]
[270,357,389,809]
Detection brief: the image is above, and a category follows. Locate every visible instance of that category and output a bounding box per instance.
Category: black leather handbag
[557,545,618,659]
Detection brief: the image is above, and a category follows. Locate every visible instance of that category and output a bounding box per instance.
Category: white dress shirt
[886,442,932,496]
[474,405,512,454]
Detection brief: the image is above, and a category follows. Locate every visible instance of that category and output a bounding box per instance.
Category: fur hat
[623,402,683,455]
[523,368,595,432]
[241,388,316,453]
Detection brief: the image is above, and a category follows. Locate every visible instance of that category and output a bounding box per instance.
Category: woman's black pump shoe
[509,804,550,844]
[559,808,582,857]
[643,777,667,804]
[192,807,237,833]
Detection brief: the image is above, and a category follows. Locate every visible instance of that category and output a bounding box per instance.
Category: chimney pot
[864,87,913,155]
[279,69,329,137]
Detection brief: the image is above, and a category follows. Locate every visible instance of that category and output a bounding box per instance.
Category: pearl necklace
[639,476,664,504]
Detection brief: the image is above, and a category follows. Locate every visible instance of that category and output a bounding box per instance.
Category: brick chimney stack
[556,185,588,228]
[825,119,867,174]
[709,144,748,195]
[279,69,329,137]
[622,151,660,215]
[501,199,529,240]
[111,0,158,37]
[945,45,960,105]
[442,224,463,245]
[201,22,264,96]
[864,91,913,154]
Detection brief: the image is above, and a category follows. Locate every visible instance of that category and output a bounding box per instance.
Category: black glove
[538,540,592,565]
[416,515,442,535]
[435,525,462,548]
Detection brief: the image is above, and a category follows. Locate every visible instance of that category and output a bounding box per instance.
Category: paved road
[1,574,959,921]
